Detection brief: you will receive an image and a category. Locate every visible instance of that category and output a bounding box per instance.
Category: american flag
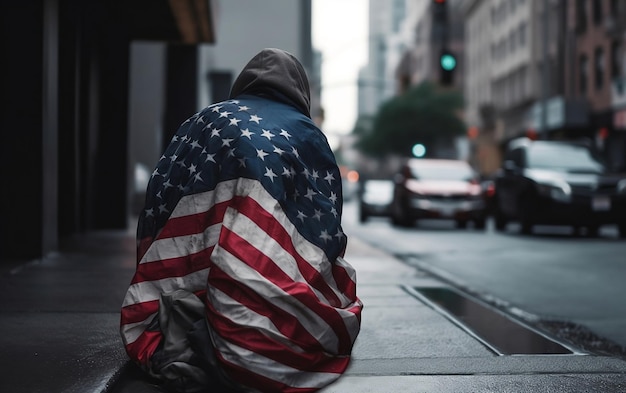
[121,96,363,392]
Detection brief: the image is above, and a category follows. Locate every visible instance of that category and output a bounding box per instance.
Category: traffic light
[439,49,456,86]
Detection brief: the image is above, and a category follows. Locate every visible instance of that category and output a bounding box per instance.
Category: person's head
[229,48,311,117]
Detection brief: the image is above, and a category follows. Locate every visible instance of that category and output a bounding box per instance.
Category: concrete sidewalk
[1,228,625,393]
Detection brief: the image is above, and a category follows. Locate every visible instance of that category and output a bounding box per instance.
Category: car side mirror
[503,160,517,174]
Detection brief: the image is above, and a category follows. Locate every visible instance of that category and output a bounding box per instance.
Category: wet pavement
[1,227,625,392]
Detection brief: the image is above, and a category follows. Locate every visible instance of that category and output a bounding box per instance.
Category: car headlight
[618,179,626,195]
[536,180,572,203]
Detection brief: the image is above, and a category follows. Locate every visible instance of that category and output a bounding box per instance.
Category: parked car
[358,179,394,222]
[493,138,626,237]
[390,159,487,229]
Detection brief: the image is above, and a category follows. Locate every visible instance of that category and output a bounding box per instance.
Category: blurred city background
[3,0,626,260]
[2,2,626,390]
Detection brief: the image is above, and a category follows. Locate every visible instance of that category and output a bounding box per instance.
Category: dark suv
[493,138,626,237]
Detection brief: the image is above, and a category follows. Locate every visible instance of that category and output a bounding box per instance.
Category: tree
[356,81,465,157]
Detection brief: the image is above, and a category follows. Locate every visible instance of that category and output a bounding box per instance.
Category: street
[341,198,626,355]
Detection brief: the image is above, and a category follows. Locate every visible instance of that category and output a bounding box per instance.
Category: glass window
[519,22,527,47]
[579,54,588,94]
[408,162,475,181]
[595,47,604,90]
[592,0,602,25]
[612,41,622,78]
[527,144,606,173]
[576,0,587,33]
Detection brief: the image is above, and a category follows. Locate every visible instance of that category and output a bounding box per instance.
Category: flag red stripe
[206,305,350,373]
[207,265,323,351]
[213,230,354,355]
[121,299,160,325]
[131,246,214,284]
[124,330,162,366]
[156,201,229,240]
[332,264,357,301]
[215,352,324,393]
[232,195,343,307]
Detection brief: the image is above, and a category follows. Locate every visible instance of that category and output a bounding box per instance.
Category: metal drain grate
[405,286,581,355]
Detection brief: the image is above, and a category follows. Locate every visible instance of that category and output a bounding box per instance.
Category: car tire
[494,207,507,231]
[456,220,468,229]
[474,218,486,230]
[391,201,413,227]
[586,225,599,238]
[618,222,626,239]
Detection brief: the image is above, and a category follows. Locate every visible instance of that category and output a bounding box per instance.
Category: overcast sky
[312,0,369,137]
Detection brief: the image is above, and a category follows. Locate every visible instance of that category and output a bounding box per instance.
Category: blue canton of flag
[140,95,346,260]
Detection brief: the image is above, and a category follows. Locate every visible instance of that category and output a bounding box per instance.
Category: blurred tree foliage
[356,81,465,157]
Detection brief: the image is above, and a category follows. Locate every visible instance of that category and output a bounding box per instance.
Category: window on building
[580,54,588,94]
[612,41,622,78]
[592,0,603,25]
[519,22,527,47]
[576,0,587,33]
[595,47,605,90]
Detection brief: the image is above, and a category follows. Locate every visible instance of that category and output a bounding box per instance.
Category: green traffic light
[440,54,456,71]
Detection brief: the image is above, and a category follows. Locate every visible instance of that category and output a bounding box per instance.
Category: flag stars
[334,229,344,239]
[238,105,250,112]
[169,154,178,162]
[238,158,247,168]
[145,208,154,217]
[319,230,332,243]
[158,204,169,214]
[190,140,202,149]
[256,149,269,161]
[222,138,234,147]
[264,167,278,182]
[311,170,319,181]
[193,172,203,183]
[229,117,242,127]
[305,188,317,201]
[205,153,216,163]
[219,111,232,118]
[282,167,293,178]
[188,164,197,174]
[330,207,338,217]
[261,129,275,140]
[210,128,221,138]
[313,209,324,221]
[291,147,299,158]
[296,211,307,222]
[249,114,262,124]
[151,169,161,178]
[324,171,335,184]
[211,105,223,113]
[227,148,237,158]
[280,129,292,139]
[328,192,338,204]
[163,179,173,189]
[240,128,254,139]
[273,146,285,155]
[195,115,205,124]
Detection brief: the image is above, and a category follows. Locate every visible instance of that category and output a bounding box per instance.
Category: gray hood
[229,48,311,118]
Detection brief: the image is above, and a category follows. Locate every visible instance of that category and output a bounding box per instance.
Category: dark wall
[1,2,47,259]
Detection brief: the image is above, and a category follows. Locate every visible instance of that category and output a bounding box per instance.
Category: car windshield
[408,162,474,181]
[527,144,606,173]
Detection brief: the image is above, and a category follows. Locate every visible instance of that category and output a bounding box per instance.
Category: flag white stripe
[121,312,158,345]
[211,333,341,389]
[139,224,221,264]
[122,268,210,307]
[209,244,340,353]
[208,287,305,353]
